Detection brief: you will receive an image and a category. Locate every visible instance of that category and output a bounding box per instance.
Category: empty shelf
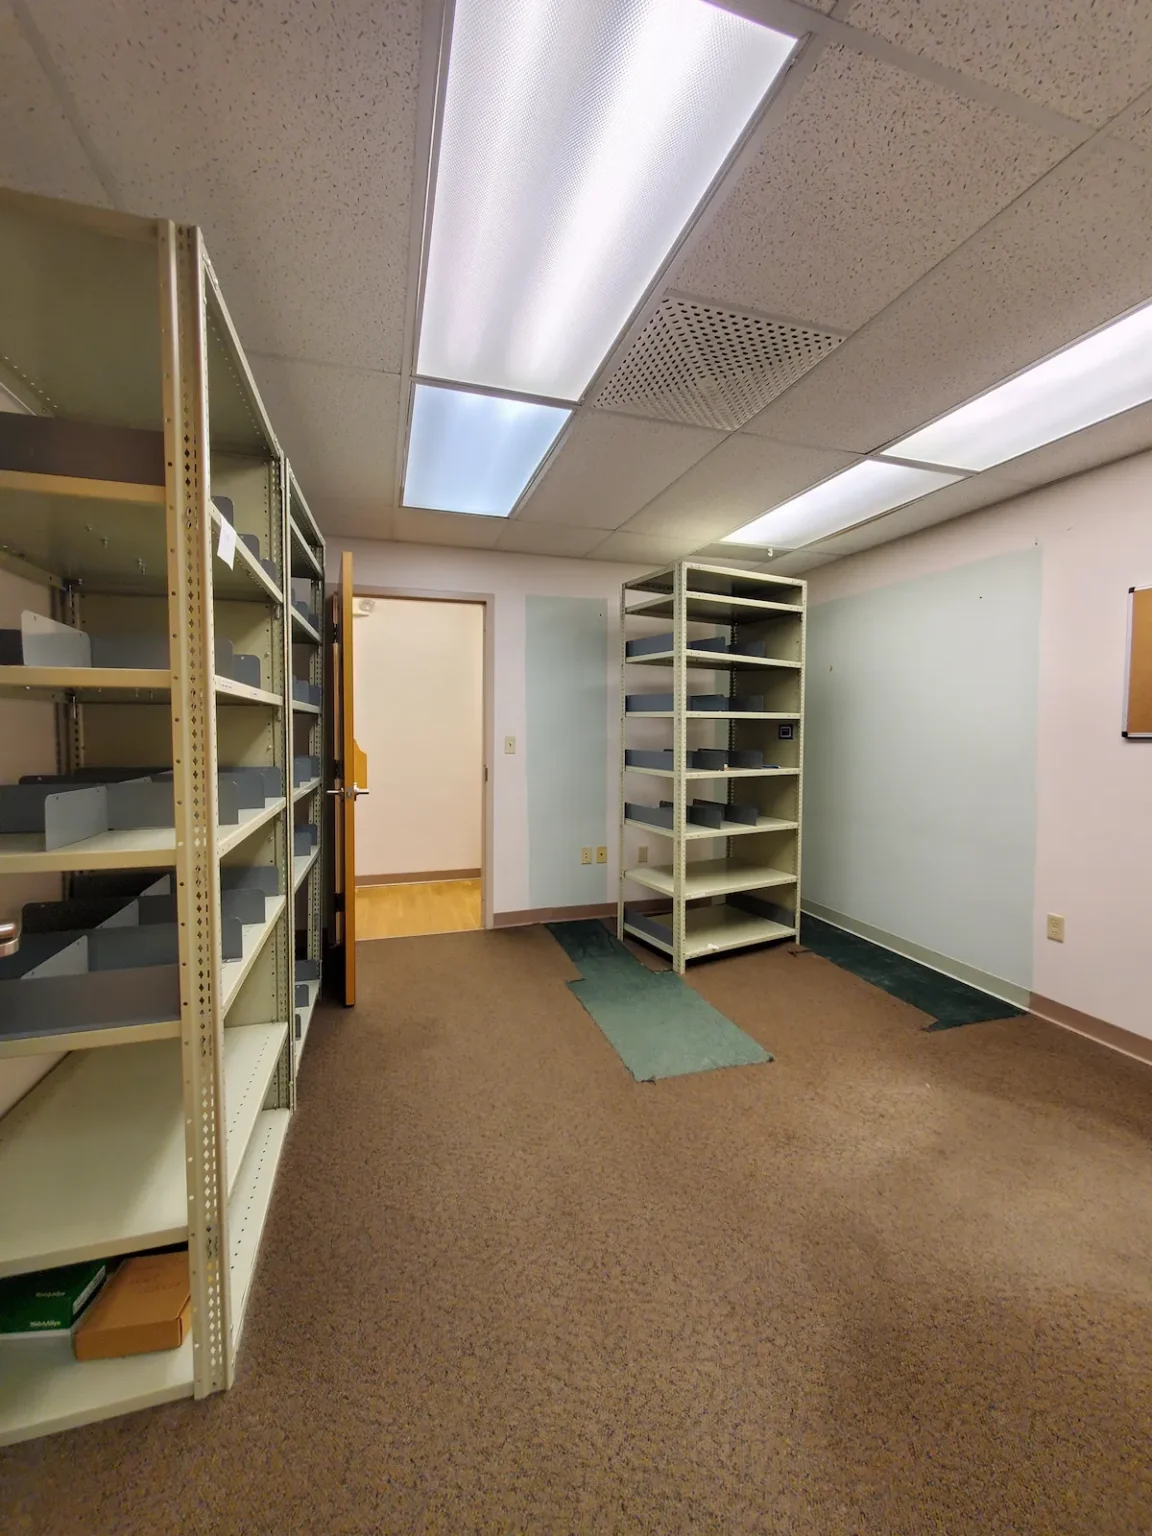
[229,1109,290,1346]
[627,650,801,671]
[214,676,282,707]
[0,665,170,698]
[0,1026,287,1280]
[291,699,321,715]
[218,797,286,857]
[221,896,287,1013]
[626,766,800,781]
[0,797,284,873]
[293,845,320,892]
[0,1332,193,1448]
[210,504,282,605]
[625,590,803,622]
[626,710,801,721]
[625,859,797,900]
[289,518,323,578]
[624,813,799,842]
[290,607,321,644]
[624,904,797,961]
[224,1022,288,1195]
[296,979,320,1056]
[292,777,320,803]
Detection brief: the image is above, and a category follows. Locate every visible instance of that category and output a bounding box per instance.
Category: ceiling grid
[2,0,1152,560]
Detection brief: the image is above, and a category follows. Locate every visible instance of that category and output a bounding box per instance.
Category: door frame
[350,585,495,930]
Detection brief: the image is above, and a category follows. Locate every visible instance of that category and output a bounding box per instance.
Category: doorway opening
[351,594,487,940]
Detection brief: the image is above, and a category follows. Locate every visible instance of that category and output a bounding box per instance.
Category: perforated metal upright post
[159,221,232,1396]
[671,561,688,974]
[616,583,628,942]
[272,453,295,1105]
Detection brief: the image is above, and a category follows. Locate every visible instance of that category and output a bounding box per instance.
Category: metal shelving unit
[0,186,320,1445]
[287,473,325,1060]
[618,561,807,973]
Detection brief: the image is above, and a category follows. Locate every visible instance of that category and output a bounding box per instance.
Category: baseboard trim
[1029,993,1152,1068]
[801,901,1030,1009]
[358,868,480,886]
[494,902,617,928]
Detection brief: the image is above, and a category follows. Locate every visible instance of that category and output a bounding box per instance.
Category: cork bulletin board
[1123,585,1152,739]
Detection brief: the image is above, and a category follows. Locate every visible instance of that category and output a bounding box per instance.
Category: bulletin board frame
[1122,584,1152,739]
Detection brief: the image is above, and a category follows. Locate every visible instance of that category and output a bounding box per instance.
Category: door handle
[0,919,20,958]
[326,787,369,801]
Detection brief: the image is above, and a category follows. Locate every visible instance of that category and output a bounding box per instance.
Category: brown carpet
[6,928,1152,1535]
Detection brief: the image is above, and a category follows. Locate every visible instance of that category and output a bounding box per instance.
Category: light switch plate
[596,846,607,864]
[504,735,516,754]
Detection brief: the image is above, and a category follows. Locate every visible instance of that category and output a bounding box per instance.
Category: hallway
[7,929,1152,1534]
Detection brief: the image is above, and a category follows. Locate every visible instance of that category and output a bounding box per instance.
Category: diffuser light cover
[890,299,1152,472]
[723,459,963,549]
[402,384,570,517]
[417,0,796,402]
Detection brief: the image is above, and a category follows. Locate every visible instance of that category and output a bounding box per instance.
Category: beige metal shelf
[214,676,283,708]
[0,1015,179,1064]
[289,517,323,578]
[221,896,287,1014]
[0,468,164,506]
[624,859,796,900]
[209,504,282,605]
[229,1108,291,1346]
[291,698,321,716]
[223,1023,288,1195]
[626,561,805,602]
[624,813,799,842]
[624,906,797,961]
[626,709,801,721]
[218,797,286,857]
[292,777,320,803]
[625,590,803,623]
[0,1332,193,1449]
[626,765,799,781]
[290,607,321,644]
[0,1026,286,1280]
[629,650,801,671]
[296,980,320,1053]
[293,845,320,892]
[0,665,169,698]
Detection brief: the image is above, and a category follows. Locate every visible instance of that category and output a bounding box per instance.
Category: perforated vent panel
[594,298,843,431]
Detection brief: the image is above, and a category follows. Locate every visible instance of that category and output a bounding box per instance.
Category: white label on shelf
[217,517,237,569]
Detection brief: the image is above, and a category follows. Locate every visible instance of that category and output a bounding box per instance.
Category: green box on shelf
[0,1258,107,1337]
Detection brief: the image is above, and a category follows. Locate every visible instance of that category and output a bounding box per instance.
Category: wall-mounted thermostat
[778,723,795,740]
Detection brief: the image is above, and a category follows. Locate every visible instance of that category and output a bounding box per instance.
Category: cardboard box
[73,1251,190,1361]
[0,1260,106,1337]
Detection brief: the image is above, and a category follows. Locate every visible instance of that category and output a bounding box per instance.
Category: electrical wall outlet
[638,845,648,864]
[1047,913,1065,943]
[596,846,607,864]
[504,735,516,754]
[581,847,592,866]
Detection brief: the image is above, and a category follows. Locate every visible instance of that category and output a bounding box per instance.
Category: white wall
[329,541,646,916]
[0,570,65,1118]
[806,449,1152,1038]
[353,597,484,877]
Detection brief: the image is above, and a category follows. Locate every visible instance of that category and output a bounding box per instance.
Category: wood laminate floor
[356,878,482,940]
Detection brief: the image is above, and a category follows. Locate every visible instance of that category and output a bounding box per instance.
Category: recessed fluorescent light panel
[723,460,963,549]
[891,300,1152,472]
[417,0,796,402]
[403,384,570,517]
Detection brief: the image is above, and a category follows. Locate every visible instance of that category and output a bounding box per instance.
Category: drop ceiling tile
[28,0,422,370]
[517,413,725,530]
[847,0,1152,126]
[392,507,507,550]
[250,356,400,506]
[747,150,1152,454]
[622,434,859,540]
[309,499,395,542]
[496,522,607,558]
[0,2,109,204]
[589,530,707,565]
[762,549,836,577]
[671,45,1067,333]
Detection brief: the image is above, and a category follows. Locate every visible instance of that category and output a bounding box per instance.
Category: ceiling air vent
[594,297,843,431]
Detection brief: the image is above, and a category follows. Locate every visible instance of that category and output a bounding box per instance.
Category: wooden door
[330,550,368,1004]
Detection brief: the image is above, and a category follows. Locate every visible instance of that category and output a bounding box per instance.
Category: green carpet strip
[799,914,1023,1031]
[547,920,772,1082]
